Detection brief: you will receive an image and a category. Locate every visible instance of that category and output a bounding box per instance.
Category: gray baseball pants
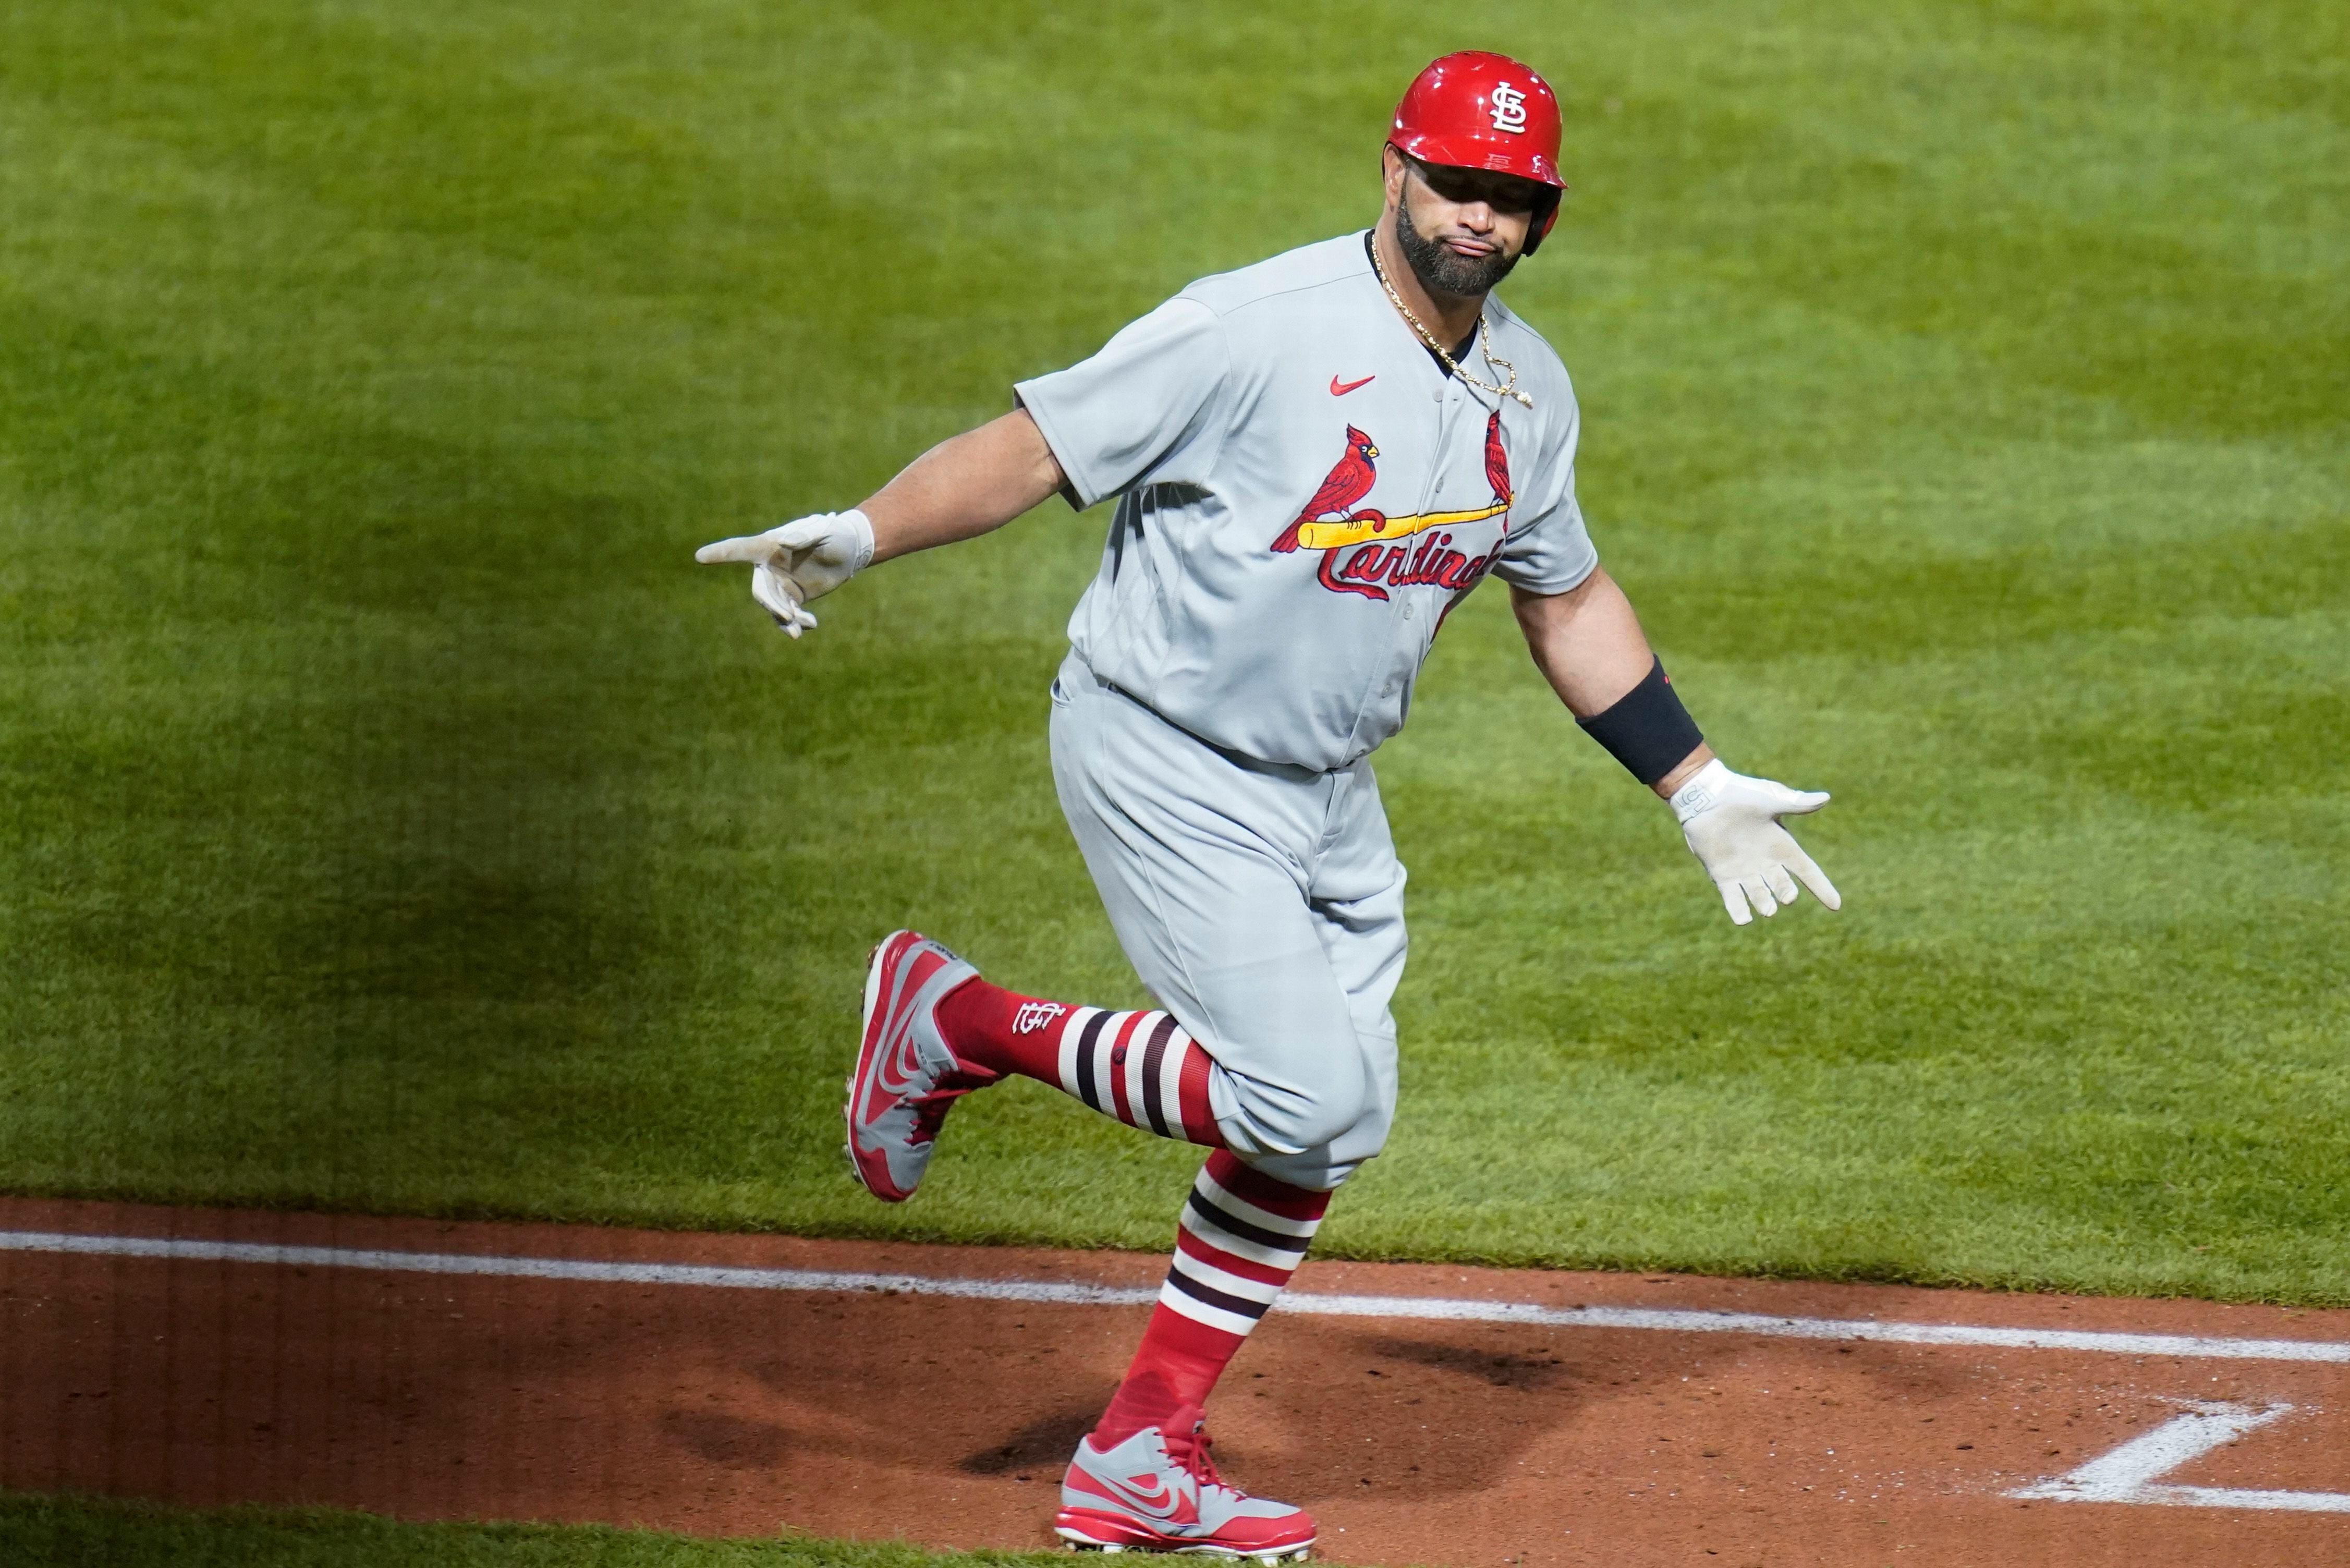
[1049,652,1406,1191]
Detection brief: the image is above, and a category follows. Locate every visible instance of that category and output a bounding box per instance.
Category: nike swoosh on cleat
[1089,1468,1190,1522]
[874,1030,923,1098]
[868,979,929,1092]
[1330,373,1375,396]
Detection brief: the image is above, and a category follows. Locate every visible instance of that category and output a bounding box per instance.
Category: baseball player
[698,52,1838,1562]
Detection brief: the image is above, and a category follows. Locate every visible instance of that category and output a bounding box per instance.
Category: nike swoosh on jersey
[1329,373,1375,396]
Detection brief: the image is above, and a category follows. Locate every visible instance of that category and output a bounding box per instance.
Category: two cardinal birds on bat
[1268,410,1509,555]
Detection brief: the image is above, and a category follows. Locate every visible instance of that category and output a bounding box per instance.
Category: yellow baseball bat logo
[1289,497,1512,553]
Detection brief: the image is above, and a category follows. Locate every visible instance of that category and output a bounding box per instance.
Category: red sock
[936,979,1224,1146]
[1094,1151,1331,1445]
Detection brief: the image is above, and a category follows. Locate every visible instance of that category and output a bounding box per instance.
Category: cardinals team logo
[1490,81,1529,135]
[1012,1001,1067,1034]
[1272,411,1514,602]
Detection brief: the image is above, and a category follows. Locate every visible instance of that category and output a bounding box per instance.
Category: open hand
[1670,760,1841,926]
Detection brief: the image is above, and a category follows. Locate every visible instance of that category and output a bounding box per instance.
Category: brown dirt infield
[2,1196,2345,1567]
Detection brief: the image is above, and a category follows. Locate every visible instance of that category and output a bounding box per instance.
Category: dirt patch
[2,1196,2346,1566]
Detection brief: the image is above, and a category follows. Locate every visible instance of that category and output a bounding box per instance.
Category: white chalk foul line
[1272,1291,2350,1364]
[4,1227,2348,1366]
[2011,1403,2350,1513]
[0,1230,1157,1309]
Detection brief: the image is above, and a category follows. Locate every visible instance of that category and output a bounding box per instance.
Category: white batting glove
[1670,759,1841,926]
[694,509,875,638]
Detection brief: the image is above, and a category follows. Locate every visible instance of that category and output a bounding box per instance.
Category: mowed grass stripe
[0,2,2343,1302]
[0,1492,1065,1568]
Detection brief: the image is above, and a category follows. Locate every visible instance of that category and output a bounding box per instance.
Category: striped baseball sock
[935,978,1225,1146]
[1092,1150,1331,1445]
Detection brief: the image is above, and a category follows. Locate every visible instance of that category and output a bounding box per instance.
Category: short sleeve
[1015,297,1231,510]
[1491,393,1599,595]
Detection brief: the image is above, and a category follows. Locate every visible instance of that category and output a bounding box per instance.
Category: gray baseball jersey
[1016,230,1598,772]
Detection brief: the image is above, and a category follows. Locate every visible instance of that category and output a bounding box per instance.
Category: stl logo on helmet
[1489,81,1529,135]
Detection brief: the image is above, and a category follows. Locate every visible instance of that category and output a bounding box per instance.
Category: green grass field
[3,0,2346,1321]
[0,1493,1064,1568]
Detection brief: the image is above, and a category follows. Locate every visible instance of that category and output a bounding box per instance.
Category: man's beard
[1395,199,1519,299]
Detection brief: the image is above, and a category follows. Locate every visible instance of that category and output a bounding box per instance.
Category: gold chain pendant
[1369,237,1534,409]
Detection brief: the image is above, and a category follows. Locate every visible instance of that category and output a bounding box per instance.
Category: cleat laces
[907,1067,1000,1145]
[1163,1414,1226,1491]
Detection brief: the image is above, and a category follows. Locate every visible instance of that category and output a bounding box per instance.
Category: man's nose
[1459,202,1496,232]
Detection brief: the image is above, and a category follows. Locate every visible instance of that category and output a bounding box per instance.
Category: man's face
[1383,146,1547,299]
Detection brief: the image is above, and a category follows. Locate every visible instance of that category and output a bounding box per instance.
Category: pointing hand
[695,509,875,638]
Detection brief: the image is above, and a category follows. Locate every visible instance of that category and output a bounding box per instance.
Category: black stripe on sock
[1138,1015,1177,1138]
[1073,1011,1112,1113]
[1164,1263,1271,1321]
[1185,1191,1309,1256]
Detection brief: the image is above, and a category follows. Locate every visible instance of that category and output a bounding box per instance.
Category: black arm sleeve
[1576,657,1705,787]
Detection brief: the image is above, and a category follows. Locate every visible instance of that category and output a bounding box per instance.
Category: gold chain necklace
[1369,236,1533,409]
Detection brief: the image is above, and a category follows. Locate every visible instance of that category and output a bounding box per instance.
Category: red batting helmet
[1389,52,1566,252]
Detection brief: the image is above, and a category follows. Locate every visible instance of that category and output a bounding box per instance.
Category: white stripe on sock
[1170,1248,1286,1306]
[1123,1014,1159,1131]
[1157,1028,1192,1135]
[1056,1006,1103,1100]
[1158,1277,1262,1338]
[1177,1204,1306,1270]
[1194,1169,1324,1239]
[1090,1012,1131,1113]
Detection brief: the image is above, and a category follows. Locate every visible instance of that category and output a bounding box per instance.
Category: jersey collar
[1360,229,1478,379]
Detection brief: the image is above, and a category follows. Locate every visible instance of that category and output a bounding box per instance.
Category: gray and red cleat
[843,930,989,1202]
[1056,1408,1314,1562]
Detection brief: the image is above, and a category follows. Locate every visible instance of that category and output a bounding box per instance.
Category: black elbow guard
[1577,657,1704,786]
